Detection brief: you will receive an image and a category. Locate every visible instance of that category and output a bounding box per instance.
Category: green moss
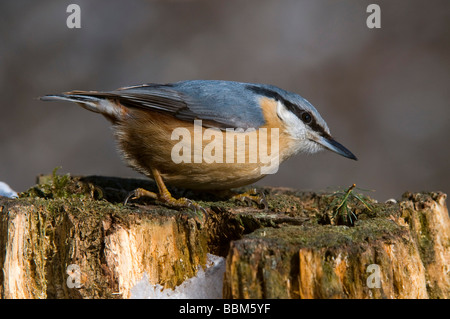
[267,193,302,213]
[20,168,103,201]
[246,217,404,249]
[7,172,445,298]
[415,208,436,265]
[234,213,263,233]
[24,208,49,298]
[320,257,343,298]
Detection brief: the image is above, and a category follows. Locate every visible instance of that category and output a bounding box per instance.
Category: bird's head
[248,84,357,160]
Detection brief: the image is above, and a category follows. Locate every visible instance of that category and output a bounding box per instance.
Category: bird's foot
[232,188,268,209]
[124,187,157,204]
[125,187,207,215]
[157,189,208,214]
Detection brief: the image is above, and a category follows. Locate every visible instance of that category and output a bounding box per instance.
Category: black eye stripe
[283,100,312,124]
[246,85,330,138]
[246,85,283,101]
[301,112,312,123]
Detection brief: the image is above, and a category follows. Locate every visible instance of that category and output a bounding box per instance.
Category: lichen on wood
[0,172,448,299]
[223,191,449,299]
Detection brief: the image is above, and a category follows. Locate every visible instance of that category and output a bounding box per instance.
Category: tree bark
[0,173,448,298]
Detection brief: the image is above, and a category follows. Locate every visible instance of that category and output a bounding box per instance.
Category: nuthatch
[41,80,356,210]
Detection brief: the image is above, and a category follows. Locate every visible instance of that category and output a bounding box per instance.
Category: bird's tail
[40,92,125,120]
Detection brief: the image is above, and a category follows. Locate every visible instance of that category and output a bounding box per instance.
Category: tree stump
[0,172,448,298]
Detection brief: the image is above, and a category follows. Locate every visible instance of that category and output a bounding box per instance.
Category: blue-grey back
[70,80,324,131]
[117,80,268,129]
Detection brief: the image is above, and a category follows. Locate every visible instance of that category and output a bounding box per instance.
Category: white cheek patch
[275,100,305,139]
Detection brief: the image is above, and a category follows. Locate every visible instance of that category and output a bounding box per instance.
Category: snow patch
[0,181,18,198]
[130,253,225,299]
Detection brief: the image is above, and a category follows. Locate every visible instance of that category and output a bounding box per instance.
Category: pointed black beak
[317,136,358,160]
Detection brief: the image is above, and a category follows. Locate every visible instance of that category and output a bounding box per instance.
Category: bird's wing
[68,81,267,130]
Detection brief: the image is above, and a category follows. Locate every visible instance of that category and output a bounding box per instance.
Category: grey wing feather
[71,80,267,129]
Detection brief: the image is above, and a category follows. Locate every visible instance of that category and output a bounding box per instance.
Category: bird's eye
[301,112,312,124]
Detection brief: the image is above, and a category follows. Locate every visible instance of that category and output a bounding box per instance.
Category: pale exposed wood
[0,174,448,299]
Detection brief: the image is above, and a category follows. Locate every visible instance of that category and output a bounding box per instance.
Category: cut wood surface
[0,173,448,298]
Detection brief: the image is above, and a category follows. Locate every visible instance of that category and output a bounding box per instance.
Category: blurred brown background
[1,0,449,202]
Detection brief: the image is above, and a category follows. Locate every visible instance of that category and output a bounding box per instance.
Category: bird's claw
[124,190,136,205]
[233,189,268,209]
[257,192,268,209]
[124,188,208,218]
[186,200,208,215]
[124,187,157,205]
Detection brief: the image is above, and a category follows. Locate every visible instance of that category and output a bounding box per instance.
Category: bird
[41,80,357,211]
